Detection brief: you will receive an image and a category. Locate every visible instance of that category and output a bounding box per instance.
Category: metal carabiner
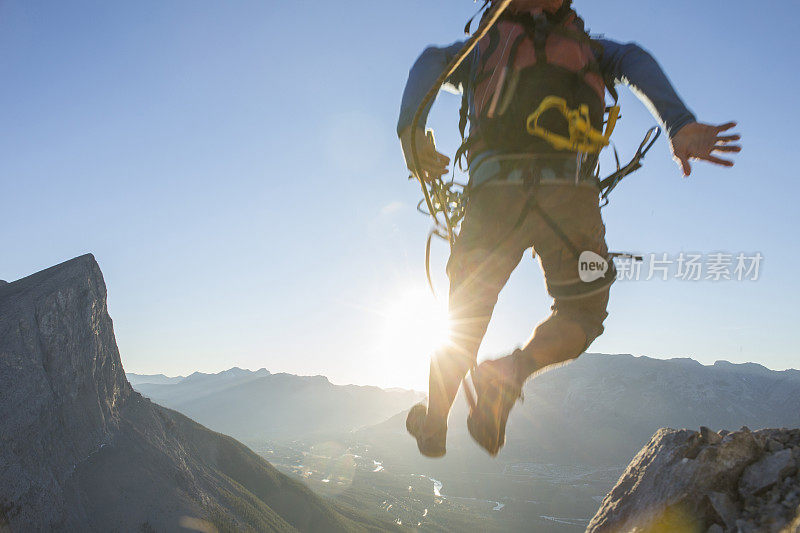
[599,126,661,207]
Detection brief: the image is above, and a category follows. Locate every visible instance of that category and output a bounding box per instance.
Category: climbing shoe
[467,351,525,456]
[406,403,447,458]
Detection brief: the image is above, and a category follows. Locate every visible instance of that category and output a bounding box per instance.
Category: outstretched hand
[400,127,450,182]
[670,121,741,177]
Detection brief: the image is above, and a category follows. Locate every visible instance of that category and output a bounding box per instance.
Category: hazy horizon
[123,352,800,392]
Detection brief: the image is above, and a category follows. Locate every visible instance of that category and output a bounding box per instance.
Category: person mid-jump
[397,0,741,457]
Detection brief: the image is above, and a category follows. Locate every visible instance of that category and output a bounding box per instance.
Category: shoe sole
[467,366,520,456]
[406,404,446,458]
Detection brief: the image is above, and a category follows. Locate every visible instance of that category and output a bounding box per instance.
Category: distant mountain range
[0,255,388,532]
[131,354,800,468]
[502,353,800,465]
[360,353,800,466]
[128,369,424,443]
[126,372,185,386]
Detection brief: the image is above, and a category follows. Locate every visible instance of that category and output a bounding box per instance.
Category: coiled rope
[408,0,515,289]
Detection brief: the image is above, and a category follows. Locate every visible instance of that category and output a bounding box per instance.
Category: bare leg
[424,188,528,428]
[517,315,586,376]
[513,310,595,385]
[463,279,610,456]
[425,245,523,426]
[425,345,473,423]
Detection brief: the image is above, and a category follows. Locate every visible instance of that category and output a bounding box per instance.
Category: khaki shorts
[446,182,612,345]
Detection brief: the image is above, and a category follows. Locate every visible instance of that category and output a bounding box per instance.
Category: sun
[377,287,451,388]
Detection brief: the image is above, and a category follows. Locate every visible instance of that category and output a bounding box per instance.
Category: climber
[398,0,741,457]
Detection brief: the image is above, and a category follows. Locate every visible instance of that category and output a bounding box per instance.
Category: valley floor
[248,439,624,532]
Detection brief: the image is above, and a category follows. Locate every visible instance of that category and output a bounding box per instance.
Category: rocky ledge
[589,426,800,532]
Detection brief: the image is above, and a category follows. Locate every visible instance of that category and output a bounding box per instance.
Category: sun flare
[378,288,451,382]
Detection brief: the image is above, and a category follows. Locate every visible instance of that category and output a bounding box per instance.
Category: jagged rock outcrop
[588,426,800,533]
[0,255,132,528]
[0,255,388,532]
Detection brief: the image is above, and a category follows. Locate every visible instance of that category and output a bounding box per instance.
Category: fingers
[714,121,737,133]
[418,168,447,182]
[421,154,449,171]
[419,134,450,167]
[712,144,741,153]
[407,159,449,181]
[421,167,448,182]
[418,132,450,178]
[405,146,450,180]
[420,153,446,168]
[416,157,449,182]
[700,154,735,167]
[714,129,741,157]
[676,154,691,177]
[422,168,449,182]
[422,171,446,183]
[668,121,740,177]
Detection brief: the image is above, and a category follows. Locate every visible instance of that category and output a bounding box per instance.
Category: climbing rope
[408,0,514,296]
[408,0,515,258]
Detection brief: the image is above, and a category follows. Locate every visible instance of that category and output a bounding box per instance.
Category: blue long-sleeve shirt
[397,38,696,142]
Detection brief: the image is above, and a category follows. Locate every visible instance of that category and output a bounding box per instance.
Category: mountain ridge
[128,356,799,394]
[131,368,425,443]
[128,368,425,395]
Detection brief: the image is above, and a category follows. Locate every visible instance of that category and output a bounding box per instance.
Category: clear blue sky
[2,0,798,390]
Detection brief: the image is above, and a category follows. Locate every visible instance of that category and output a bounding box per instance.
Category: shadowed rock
[739,448,796,498]
[0,255,131,528]
[0,255,389,532]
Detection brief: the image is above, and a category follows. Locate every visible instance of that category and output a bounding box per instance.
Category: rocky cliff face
[588,427,800,533]
[0,255,132,528]
[0,255,386,532]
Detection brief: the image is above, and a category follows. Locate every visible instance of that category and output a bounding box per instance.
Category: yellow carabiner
[525,96,619,154]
